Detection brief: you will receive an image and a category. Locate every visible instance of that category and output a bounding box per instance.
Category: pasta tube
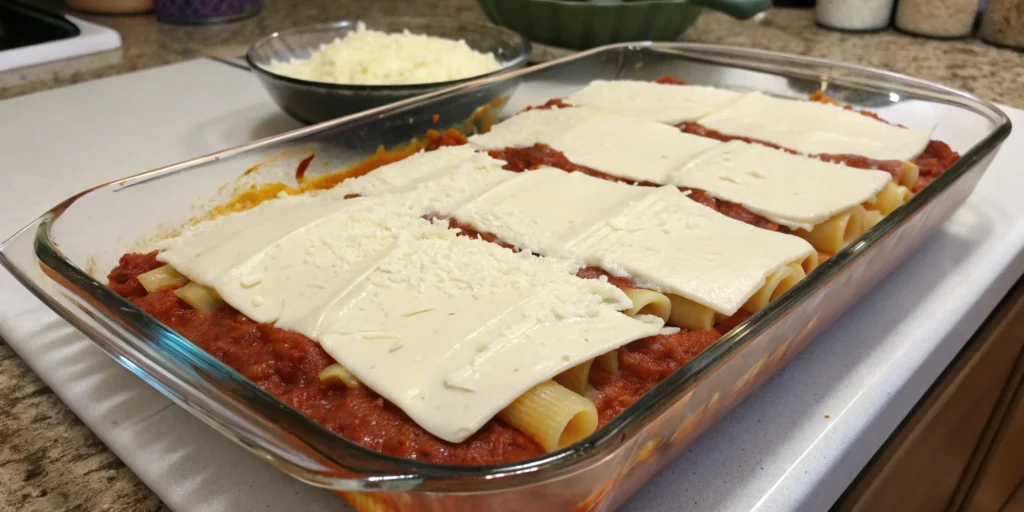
[622,288,672,321]
[898,162,920,190]
[137,265,188,293]
[173,282,224,312]
[319,363,361,389]
[554,359,595,395]
[897,185,912,207]
[667,294,716,330]
[798,251,820,275]
[863,209,884,232]
[596,350,620,376]
[870,181,912,216]
[795,205,866,253]
[499,380,599,452]
[742,262,806,313]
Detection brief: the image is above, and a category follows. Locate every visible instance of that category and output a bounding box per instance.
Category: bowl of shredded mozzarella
[246,18,531,124]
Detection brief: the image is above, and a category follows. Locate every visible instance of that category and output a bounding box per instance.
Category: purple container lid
[154,0,262,24]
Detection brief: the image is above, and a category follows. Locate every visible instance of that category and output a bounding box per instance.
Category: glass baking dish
[0,43,1010,511]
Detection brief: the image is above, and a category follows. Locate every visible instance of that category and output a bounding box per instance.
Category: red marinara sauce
[487,143,659,186]
[590,330,721,424]
[912,140,960,192]
[654,76,689,86]
[293,153,316,181]
[437,216,519,251]
[519,98,573,113]
[109,251,725,465]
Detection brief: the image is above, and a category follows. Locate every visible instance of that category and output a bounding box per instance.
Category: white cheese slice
[325,144,516,214]
[470,106,887,232]
[468,106,593,150]
[328,145,497,198]
[453,170,814,315]
[154,193,355,298]
[156,192,661,443]
[565,79,743,124]
[564,186,815,315]
[156,195,433,327]
[669,140,893,231]
[698,91,934,161]
[468,106,719,184]
[456,167,649,254]
[314,235,661,443]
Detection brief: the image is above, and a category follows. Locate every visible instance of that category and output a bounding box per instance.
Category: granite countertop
[2,3,1024,510]
[4,2,1024,106]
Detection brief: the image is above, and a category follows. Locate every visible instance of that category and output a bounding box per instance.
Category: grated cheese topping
[265,22,502,86]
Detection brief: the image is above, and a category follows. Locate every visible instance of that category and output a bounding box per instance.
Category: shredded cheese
[266,22,502,86]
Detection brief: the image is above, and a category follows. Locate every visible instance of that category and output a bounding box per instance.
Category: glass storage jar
[980,0,1024,49]
[817,0,897,31]
[894,0,982,37]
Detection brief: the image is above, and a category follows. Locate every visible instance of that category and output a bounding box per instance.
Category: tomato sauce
[434,215,519,252]
[678,121,795,152]
[294,154,315,181]
[110,250,725,465]
[716,201,780,231]
[519,98,573,113]
[912,140,960,192]
[573,266,638,291]
[423,128,470,151]
[816,153,908,181]
[654,76,689,86]
[487,144,659,186]
[590,329,721,424]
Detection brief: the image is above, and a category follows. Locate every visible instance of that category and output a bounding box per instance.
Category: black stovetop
[0,0,79,52]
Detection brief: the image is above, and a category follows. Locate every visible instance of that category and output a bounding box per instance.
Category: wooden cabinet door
[836,280,1024,512]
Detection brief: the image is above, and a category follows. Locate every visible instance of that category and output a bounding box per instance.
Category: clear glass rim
[2,41,1013,491]
[245,17,533,92]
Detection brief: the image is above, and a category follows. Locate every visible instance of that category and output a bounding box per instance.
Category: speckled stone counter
[1,3,1023,510]
[4,4,1024,106]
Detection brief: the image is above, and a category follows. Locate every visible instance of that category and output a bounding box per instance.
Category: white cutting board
[1,59,1023,512]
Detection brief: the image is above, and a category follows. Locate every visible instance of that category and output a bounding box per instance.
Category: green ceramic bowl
[477,0,771,50]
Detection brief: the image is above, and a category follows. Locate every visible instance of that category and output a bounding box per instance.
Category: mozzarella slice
[564,186,815,316]
[566,79,743,124]
[469,106,719,184]
[468,106,595,150]
[698,91,933,161]
[453,170,814,315]
[327,145,513,213]
[314,235,660,443]
[157,193,660,443]
[669,141,893,231]
[456,167,649,254]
